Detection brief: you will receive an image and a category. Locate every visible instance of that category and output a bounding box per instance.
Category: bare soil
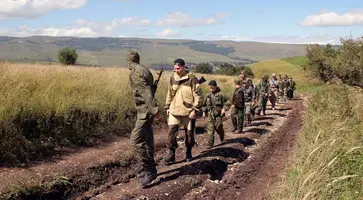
[0,95,306,200]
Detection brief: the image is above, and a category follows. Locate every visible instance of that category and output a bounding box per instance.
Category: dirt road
[0,96,305,200]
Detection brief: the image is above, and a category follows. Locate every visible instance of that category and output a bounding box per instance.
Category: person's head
[278,74,282,79]
[127,50,140,64]
[173,58,187,77]
[208,80,218,93]
[272,73,276,78]
[234,78,242,88]
[247,78,252,85]
[261,76,266,82]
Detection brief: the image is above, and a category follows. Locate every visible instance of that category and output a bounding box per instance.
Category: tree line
[303,37,363,88]
[192,62,254,77]
[57,47,255,78]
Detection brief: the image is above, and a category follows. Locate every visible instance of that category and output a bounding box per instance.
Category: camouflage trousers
[207,116,224,147]
[231,107,244,131]
[130,112,156,172]
[268,89,277,108]
[287,88,294,100]
[256,95,268,114]
[278,88,286,102]
[244,101,252,124]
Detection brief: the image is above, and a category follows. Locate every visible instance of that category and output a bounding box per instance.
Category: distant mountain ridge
[0,36,310,67]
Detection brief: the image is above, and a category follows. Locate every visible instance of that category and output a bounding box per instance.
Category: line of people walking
[127,51,296,188]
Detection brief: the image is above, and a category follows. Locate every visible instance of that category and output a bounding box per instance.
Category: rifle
[152,69,164,94]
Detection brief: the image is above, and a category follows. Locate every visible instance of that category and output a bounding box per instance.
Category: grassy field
[0,62,236,166]
[248,56,324,93]
[252,56,363,199]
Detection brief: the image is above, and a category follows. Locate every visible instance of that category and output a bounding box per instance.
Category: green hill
[0,36,307,67]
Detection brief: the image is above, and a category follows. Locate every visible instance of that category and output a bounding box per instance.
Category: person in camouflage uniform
[202,80,229,148]
[268,73,278,110]
[230,78,245,133]
[283,75,290,99]
[128,51,160,188]
[287,77,296,100]
[277,74,286,102]
[244,78,255,126]
[256,76,269,116]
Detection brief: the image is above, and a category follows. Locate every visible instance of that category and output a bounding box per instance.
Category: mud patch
[2,157,139,200]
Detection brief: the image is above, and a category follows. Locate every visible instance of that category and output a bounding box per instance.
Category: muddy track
[88,97,305,200]
[183,98,304,200]
[0,96,305,200]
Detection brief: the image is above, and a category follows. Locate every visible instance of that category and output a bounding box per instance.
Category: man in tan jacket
[163,58,203,164]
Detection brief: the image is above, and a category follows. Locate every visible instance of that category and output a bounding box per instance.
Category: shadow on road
[151,147,249,188]
[267,113,287,117]
[253,116,274,121]
[195,147,249,162]
[245,128,269,135]
[249,121,273,127]
[150,159,229,188]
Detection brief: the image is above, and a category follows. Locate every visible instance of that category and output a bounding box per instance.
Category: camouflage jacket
[232,87,245,109]
[129,62,158,117]
[202,87,229,117]
[257,81,269,94]
[256,81,269,99]
[277,79,284,90]
[283,78,289,88]
[288,79,296,89]
[244,84,255,102]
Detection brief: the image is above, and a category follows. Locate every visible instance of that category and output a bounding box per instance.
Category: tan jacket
[165,72,203,116]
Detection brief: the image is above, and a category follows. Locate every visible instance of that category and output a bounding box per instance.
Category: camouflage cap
[127,50,140,63]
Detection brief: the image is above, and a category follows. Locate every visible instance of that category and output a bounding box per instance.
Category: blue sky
[0,0,362,44]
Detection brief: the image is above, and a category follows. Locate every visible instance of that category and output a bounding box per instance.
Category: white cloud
[0,25,98,37]
[155,29,181,37]
[0,15,152,37]
[220,35,248,41]
[112,17,151,26]
[301,10,363,26]
[216,34,342,45]
[251,34,341,45]
[0,0,87,19]
[156,12,228,27]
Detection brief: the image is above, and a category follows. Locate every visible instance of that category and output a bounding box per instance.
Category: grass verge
[268,85,363,199]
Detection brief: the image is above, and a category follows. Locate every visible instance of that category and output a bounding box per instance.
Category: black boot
[140,170,157,188]
[163,149,175,165]
[186,147,192,162]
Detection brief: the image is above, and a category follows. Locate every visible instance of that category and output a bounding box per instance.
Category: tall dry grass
[268,85,363,199]
[0,62,236,166]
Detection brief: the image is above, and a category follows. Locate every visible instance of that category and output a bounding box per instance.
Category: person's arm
[165,77,173,114]
[135,72,159,115]
[191,76,203,112]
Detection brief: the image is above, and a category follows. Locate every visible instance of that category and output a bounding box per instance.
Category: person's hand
[155,113,163,121]
[189,110,197,119]
[221,108,226,116]
[202,112,206,119]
